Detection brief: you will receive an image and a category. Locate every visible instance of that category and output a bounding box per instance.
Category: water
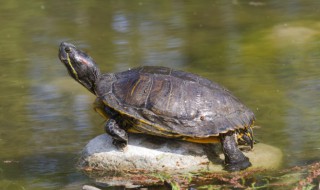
[0,1,319,189]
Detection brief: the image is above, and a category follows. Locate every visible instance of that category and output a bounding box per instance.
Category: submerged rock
[78,134,282,187]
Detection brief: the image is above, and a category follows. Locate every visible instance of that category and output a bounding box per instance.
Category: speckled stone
[79,133,282,176]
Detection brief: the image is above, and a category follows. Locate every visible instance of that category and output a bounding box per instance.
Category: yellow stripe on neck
[67,53,79,81]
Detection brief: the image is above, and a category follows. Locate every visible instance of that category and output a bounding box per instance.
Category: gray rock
[78,134,282,187]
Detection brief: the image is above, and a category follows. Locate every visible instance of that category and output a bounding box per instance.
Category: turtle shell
[95,66,254,139]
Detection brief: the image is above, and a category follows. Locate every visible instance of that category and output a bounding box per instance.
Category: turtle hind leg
[220,131,252,171]
[105,119,128,150]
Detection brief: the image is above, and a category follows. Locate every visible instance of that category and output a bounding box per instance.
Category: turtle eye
[65,47,72,53]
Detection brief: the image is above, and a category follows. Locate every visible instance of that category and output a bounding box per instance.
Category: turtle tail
[236,126,254,149]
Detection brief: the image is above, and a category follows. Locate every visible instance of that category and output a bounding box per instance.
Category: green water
[0,1,319,189]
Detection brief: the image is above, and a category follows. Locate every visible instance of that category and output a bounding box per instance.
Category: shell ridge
[166,76,173,110]
[144,75,154,108]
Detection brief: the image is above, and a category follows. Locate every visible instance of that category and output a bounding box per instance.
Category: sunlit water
[0,1,319,189]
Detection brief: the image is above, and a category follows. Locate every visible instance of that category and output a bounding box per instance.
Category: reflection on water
[285,62,320,165]
[0,1,319,189]
[111,8,186,71]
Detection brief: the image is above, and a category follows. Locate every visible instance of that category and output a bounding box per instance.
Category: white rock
[82,185,101,190]
[79,133,282,175]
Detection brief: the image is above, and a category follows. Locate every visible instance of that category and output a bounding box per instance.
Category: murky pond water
[0,1,319,189]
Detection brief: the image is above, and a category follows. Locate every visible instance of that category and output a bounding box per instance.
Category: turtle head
[59,42,100,94]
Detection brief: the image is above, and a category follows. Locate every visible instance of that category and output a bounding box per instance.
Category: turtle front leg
[105,119,128,150]
[220,131,251,171]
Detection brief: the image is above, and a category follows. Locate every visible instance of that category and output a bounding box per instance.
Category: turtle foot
[224,157,251,171]
[112,139,128,152]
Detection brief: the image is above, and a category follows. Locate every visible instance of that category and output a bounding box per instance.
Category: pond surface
[0,0,320,189]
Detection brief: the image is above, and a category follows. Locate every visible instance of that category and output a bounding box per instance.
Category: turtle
[58,42,255,171]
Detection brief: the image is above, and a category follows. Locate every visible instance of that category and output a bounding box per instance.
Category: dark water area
[0,1,319,189]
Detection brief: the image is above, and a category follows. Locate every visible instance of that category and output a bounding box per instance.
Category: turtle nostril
[65,47,71,53]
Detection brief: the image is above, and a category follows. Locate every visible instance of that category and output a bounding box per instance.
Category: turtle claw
[224,157,252,171]
[112,139,128,151]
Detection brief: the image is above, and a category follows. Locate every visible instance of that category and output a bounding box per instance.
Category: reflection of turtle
[58,42,255,171]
